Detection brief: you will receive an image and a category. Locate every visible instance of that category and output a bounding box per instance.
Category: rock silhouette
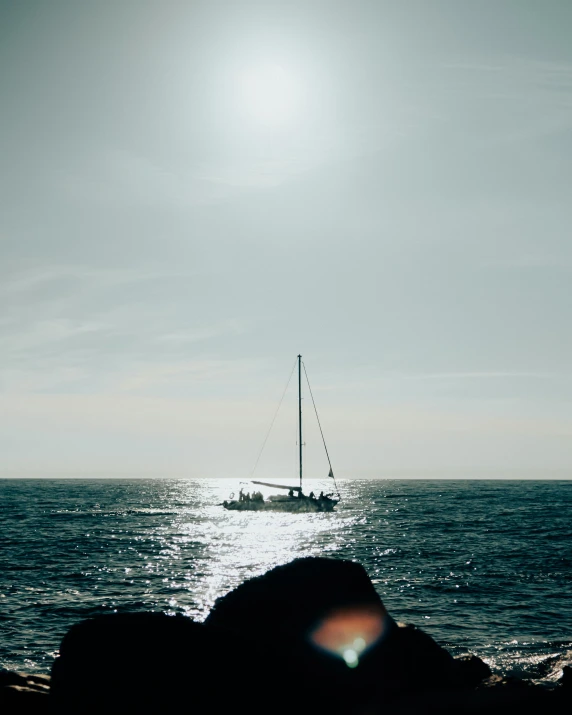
[50,612,268,714]
[206,557,465,709]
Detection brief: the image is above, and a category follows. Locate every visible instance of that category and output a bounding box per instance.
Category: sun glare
[237,63,302,127]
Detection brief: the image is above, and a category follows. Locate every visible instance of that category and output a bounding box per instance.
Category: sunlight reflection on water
[172,479,354,619]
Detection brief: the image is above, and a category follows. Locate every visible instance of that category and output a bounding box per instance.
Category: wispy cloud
[402,371,564,381]
[0,318,111,354]
[54,145,334,210]
[155,320,245,346]
[434,56,572,145]
[115,357,258,393]
[1,264,199,295]
[494,253,572,270]
[0,264,251,395]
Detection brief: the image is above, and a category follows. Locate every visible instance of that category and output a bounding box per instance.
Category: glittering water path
[0,479,570,681]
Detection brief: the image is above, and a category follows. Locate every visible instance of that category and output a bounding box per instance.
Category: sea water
[0,479,570,682]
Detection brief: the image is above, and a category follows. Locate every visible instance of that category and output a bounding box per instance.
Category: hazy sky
[1,0,571,477]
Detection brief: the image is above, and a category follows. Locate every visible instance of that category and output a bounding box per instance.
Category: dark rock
[206,557,476,711]
[559,664,572,689]
[0,672,51,715]
[374,680,559,715]
[0,671,29,688]
[452,654,492,686]
[50,611,270,714]
[26,674,51,688]
[467,675,559,715]
[207,556,384,637]
[478,674,534,689]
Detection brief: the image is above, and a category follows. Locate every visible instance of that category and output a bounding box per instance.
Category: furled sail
[252,480,301,492]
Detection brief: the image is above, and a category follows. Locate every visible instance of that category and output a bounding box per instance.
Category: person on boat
[239,488,244,502]
[288,489,294,498]
[319,491,324,500]
[309,491,315,500]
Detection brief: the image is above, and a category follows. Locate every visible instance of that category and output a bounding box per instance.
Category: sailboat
[223,355,340,513]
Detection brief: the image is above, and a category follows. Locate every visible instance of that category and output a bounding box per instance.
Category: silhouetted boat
[223,355,340,513]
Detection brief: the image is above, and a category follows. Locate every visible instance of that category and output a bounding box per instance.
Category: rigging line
[302,362,341,498]
[249,357,298,478]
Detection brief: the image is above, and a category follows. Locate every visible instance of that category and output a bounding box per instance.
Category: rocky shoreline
[1,557,570,714]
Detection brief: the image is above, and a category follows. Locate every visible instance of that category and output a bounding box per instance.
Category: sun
[236,63,302,128]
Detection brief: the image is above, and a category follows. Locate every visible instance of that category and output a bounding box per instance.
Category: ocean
[0,479,570,683]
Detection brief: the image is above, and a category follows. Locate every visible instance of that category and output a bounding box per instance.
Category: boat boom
[251,481,301,492]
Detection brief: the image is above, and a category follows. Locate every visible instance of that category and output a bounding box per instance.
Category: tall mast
[298,354,302,491]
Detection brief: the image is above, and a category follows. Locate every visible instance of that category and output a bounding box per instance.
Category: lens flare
[309,604,387,668]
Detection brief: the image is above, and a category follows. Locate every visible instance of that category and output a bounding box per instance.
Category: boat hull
[222,497,338,513]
